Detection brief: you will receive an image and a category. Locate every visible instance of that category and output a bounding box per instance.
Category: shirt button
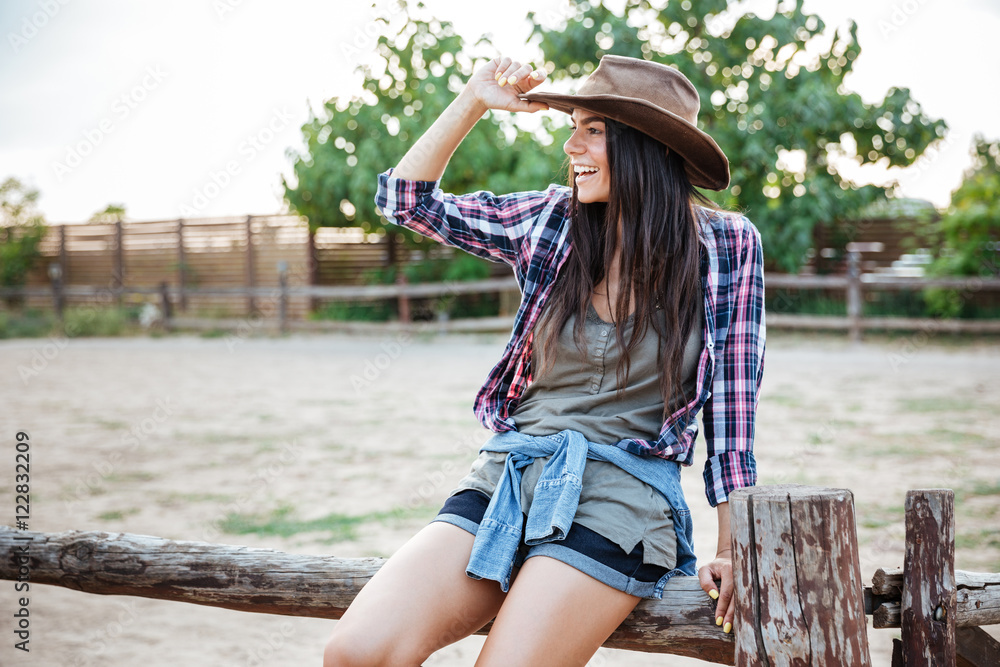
[591,383,599,391]
[596,349,603,356]
[601,330,608,337]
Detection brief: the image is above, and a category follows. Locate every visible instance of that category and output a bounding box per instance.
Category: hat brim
[520,91,730,191]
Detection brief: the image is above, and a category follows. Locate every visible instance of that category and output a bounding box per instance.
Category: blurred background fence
[2,213,999,338]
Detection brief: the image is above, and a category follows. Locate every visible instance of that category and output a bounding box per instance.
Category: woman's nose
[564,134,581,156]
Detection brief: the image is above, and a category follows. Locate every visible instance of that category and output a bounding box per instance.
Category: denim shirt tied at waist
[466,428,697,600]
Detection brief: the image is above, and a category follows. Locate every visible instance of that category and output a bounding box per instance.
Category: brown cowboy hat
[520,54,730,190]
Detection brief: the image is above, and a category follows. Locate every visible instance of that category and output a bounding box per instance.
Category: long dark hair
[532,117,715,425]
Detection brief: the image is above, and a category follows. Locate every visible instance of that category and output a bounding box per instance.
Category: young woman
[324,54,765,667]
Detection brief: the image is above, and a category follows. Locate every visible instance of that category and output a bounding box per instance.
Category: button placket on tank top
[587,306,607,393]
[587,304,627,394]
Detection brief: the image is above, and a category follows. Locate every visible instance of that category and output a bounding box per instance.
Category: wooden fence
[2,485,997,664]
[4,216,1000,338]
[811,216,938,274]
[10,215,479,320]
[4,270,1000,339]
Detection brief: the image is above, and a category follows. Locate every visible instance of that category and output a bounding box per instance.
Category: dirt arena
[2,329,998,665]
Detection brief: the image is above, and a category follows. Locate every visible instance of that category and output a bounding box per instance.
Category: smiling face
[564,109,610,203]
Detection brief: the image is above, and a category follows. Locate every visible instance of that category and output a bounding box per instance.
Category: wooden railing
[2,485,997,665]
[3,270,1000,338]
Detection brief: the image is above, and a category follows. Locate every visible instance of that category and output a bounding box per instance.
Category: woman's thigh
[474,554,642,667]
[324,520,507,666]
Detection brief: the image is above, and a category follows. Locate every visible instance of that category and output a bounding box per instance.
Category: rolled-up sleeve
[375,168,567,270]
[701,217,766,507]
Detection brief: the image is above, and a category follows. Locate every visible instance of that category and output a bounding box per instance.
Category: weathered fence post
[844,242,883,343]
[114,218,125,306]
[245,215,256,315]
[159,281,173,322]
[307,226,319,315]
[396,271,411,323]
[499,288,519,317]
[48,262,64,320]
[846,249,863,344]
[900,489,956,666]
[177,218,188,312]
[730,485,871,666]
[58,224,68,282]
[277,261,288,335]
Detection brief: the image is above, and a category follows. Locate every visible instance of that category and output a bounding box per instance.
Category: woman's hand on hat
[463,56,549,114]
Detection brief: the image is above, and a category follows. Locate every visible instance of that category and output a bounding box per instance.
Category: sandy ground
[1,328,998,666]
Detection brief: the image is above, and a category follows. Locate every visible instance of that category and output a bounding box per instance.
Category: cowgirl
[325,54,766,666]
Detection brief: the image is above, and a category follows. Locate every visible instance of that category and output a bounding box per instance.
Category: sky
[1,0,998,224]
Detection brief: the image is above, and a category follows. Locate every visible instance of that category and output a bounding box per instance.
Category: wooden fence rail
[3,271,1000,337]
[7,215,999,336]
[0,527,735,664]
[3,485,998,665]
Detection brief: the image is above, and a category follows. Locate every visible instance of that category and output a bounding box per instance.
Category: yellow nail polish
[724,622,732,634]
[498,77,506,87]
[716,616,723,626]
[507,75,517,85]
[530,71,540,80]
[708,589,719,600]
[495,71,502,81]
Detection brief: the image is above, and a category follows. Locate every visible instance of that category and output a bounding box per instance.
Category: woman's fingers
[699,559,736,634]
[494,58,521,86]
[497,61,542,88]
[716,561,735,633]
[497,64,519,86]
[492,56,512,79]
[521,67,547,90]
[697,563,718,596]
[473,57,549,113]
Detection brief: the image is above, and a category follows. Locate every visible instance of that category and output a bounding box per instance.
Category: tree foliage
[89,203,127,223]
[0,177,48,293]
[930,136,1000,277]
[529,0,948,271]
[284,0,947,275]
[282,2,568,250]
[921,136,1000,317]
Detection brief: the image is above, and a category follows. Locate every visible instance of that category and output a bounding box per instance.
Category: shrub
[0,308,56,338]
[61,306,133,337]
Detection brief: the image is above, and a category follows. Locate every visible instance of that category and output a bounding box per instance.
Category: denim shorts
[432,450,678,595]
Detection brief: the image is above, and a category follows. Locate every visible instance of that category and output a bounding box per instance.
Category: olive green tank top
[512,297,703,445]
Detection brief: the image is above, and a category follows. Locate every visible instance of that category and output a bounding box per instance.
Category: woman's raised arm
[392,56,550,182]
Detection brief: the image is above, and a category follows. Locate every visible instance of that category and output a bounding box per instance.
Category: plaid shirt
[376,168,766,506]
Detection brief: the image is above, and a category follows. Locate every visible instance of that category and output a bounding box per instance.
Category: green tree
[282,3,568,265]
[930,136,1000,277]
[0,177,48,302]
[89,203,127,223]
[922,136,1000,317]
[529,0,947,271]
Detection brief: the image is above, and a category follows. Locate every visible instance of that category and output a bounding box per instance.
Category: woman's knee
[323,623,426,667]
[323,628,388,667]
[323,628,364,667]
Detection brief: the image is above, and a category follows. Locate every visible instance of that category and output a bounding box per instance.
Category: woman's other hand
[462,56,549,114]
[698,551,735,634]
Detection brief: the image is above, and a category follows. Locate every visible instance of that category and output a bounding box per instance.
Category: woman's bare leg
[474,555,641,667]
[323,521,507,667]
